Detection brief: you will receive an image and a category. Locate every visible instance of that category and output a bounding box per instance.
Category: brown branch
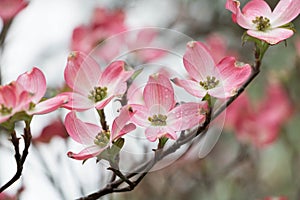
[0,123,32,193]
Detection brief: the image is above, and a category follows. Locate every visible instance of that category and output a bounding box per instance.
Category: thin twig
[0,123,32,193]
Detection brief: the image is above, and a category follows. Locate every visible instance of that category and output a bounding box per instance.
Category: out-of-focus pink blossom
[226,0,300,45]
[0,0,28,22]
[33,119,68,144]
[71,7,126,60]
[226,82,293,147]
[0,193,17,200]
[62,52,133,111]
[126,29,166,63]
[205,33,239,63]
[262,197,288,200]
[129,73,207,142]
[174,41,251,99]
[65,106,136,160]
[0,68,68,124]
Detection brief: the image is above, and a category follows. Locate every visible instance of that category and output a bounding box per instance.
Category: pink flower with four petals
[65,106,136,160]
[63,51,134,111]
[130,73,207,142]
[226,0,300,44]
[0,68,68,124]
[174,41,251,99]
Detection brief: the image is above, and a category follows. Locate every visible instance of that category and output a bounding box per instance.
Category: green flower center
[88,86,108,102]
[252,16,271,31]
[0,104,12,116]
[200,76,220,90]
[148,114,167,126]
[94,131,110,148]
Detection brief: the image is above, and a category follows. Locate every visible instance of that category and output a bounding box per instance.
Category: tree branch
[0,123,32,193]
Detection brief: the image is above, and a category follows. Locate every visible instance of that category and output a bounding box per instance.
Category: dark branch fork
[0,123,32,193]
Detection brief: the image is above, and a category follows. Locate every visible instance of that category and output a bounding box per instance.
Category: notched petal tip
[187,41,197,48]
[68,51,79,61]
[67,151,74,158]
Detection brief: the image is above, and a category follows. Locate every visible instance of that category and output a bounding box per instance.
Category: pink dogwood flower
[0,0,28,22]
[65,106,136,160]
[0,67,67,124]
[63,51,133,111]
[226,0,300,45]
[174,41,251,99]
[130,73,207,142]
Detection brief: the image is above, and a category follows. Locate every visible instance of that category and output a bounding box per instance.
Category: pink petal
[144,73,175,111]
[145,127,162,142]
[0,84,17,108]
[183,41,215,81]
[0,0,29,22]
[67,145,105,160]
[218,56,252,90]
[27,94,68,115]
[167,102,206,131]
[208,86,228,99]
[114,124,136,141]
[225,0,238,22]
[145,126,178,142]
[17,67,46,104]
[173,78,207,98]
[61,92,94,111]
[129,104,151,127]
[94,95,115,110]
[99,61,133,89]
[65,112,101,145]
[271,0,300,27]
[111,106,136,141]
[247,28,294,44]
[242,0,272,19]
[0,116,11,124]
[226,0,254,29]
[64,51,102,95]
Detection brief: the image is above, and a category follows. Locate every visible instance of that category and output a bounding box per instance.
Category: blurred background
[0,0,300,199]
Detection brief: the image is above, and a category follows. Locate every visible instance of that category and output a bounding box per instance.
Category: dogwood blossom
[63,51,133,111]
[174,41,251,99]
[226,0,300,44]
[130,73,207,142]
[65,106,136,160]
[0,68,67,124]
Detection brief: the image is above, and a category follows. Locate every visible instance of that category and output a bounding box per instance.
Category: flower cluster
[63,38,252,161]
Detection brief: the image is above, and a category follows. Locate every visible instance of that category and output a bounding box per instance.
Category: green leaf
[158,137,168,149]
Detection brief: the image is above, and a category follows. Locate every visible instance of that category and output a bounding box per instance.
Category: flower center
[0,104,12,116]
[199,76,220,90]
[252,16,271,31]
[94,131,110,148]
[148,114,167,126]
[89,86,108,102]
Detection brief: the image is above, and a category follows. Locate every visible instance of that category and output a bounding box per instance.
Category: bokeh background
[0,0,300,199]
